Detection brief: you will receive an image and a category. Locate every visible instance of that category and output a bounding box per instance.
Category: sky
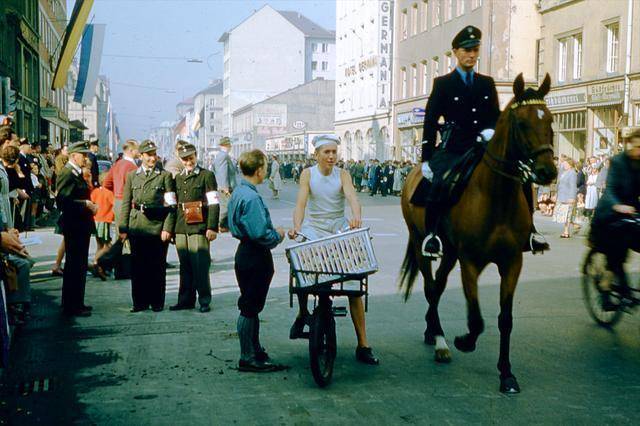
[76,0,337,140]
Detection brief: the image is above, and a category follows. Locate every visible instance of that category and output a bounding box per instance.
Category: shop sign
[19,21,39,51]
[397,109,425,127]
[292,120,306,130]
[587,81,624,105]
[377,1,392,111]
[546,92,586,108]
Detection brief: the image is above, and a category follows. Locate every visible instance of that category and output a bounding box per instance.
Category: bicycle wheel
[309,305,337,388]
[582,249,623,328]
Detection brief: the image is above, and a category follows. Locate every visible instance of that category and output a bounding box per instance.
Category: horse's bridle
[483,99,554,184]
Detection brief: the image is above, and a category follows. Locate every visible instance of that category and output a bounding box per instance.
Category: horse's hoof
[499,376,520,394]
[454,335,476,353]
[424,332,436,345]
[434,348,452,364]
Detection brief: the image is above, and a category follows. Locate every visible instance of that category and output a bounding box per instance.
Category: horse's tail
[398,237,420,302]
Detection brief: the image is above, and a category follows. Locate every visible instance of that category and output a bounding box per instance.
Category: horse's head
[506,73,558,185]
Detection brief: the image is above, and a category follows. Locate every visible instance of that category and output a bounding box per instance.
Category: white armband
[164,191,177,206]
[206,191,220,205]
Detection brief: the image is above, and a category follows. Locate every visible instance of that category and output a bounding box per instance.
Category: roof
[277,11,334,39]
[195,80,223,96]
[177,97,194,106]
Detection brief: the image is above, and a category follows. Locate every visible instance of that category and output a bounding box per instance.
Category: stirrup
[529,231,549,255]
[421,234,443,258]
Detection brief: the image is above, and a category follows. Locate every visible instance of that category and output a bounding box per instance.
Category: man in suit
[88,140,100,188]
[417,25,547,257]
[212,137,236,231]
[56,142,98,317]
[119,140,176,313]
[104,139,139,227]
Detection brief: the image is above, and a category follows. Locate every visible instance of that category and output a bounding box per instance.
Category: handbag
[181,201,204,224]
[0,256,18,293]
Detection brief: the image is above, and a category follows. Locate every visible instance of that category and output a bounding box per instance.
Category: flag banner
[74,24,106,105]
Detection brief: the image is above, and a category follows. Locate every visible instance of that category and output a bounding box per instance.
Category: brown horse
[399,74,557,394]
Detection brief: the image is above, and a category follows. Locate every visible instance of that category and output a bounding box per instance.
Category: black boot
[421,203,442,258]
[523,183,550,254]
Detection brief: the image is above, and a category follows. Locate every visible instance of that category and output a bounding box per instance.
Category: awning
[52,0,95,89]
[41,107,70,129]
[69,119,88,130]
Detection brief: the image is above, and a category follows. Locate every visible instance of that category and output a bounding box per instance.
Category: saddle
[411,142,487,208]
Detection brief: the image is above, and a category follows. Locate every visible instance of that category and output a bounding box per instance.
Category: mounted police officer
[170,143,220,313]
[56,141,97,317]
[119,140,176,312]
[416,25,549,258]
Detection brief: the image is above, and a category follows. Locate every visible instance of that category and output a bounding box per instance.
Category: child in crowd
[228,149,285,372]
[90,174,114,280]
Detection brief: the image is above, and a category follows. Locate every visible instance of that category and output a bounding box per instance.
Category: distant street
[2,180,640,425]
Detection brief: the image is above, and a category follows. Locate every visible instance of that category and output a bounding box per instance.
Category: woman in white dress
[269,155,282,199]
[584,168,599,218]
[392,162,403,195]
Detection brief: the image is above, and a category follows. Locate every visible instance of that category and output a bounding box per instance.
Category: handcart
[286,228,378,387]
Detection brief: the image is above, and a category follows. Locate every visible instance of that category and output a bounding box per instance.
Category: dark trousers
[129,235,169,309]
[235,241,274,318]
[62,228,91,312]
[602,219,640,289]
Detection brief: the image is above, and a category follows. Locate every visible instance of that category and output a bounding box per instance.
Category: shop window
[593,106,622,155]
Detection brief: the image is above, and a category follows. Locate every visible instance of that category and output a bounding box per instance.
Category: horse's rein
[483,101,553,184]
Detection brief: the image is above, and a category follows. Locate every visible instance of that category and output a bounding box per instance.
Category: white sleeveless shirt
[301,165,348,240]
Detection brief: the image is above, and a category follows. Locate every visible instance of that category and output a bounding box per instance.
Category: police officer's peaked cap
[139,140,158,153]
[68,141,91,154]
[452,26,482,49]
[219,137,232,147]
[177,143,197,159]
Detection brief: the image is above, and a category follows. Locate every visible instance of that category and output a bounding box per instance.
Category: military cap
[19,138,30,146]
[219,137,232,147]
[452,25,482,49]
[89,140,99,147]
[139,139,158,153]
[68,141,91,154]
[177,143,197,159]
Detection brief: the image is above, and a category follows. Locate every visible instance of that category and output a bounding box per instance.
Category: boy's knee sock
[237,315,256,362]
[253,315,264,353]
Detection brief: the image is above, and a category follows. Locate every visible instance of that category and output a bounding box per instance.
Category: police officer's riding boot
[523,183,550,254]
[422,204,443,258]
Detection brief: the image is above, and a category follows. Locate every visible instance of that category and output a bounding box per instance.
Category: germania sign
[378,1,392,111]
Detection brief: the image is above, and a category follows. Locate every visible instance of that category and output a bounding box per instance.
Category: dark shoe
[199,305,211,313]
[255,349,271,363]
[80,305,93,312]
[421,234,442,258]
[289,316,309,339]
[151,306,164,312]
[130,306,148,313]
[169,304,195,311]
[92,263,107,281]
[355,347,379,365]
[63,309,91,317]
[525,232,550,254]
[238,359,278,373]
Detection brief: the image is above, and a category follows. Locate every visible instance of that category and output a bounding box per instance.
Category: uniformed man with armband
[169,143,220,313]
[119,140,176,313]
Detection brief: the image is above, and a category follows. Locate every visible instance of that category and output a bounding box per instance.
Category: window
[472,0,483,9]
[421,1,429,32]
[312,43,318,52]
[432,57,440,78]
[606,22,619,73]
[446,53,454,72]
[444,0,453,21]
[210,112,215,119]
[401,9,408,40]
[432,0,441,27]
[322,61,328,71]
[421,61,429,95]
[456,0,465,16]
[634,103,640,126]
[572,34,582,80]
[312,61,318,71]
[558,37,568,82]
[322,43,328,53]
[401,67,407,98]
[411,64,418,97]
[411,4,418,36]
[536,38,545,82]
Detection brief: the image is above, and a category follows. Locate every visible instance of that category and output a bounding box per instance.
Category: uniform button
[473,120,478,124]
[484,96,489,99]
[472,108,477,112]
[454,97,459,101]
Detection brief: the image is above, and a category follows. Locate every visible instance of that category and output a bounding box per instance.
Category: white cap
[312,134,340,150]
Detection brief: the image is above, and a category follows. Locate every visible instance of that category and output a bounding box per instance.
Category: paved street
[2,181,640,425]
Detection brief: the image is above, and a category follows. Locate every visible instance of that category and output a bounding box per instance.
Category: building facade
[219,5,335,137]
[334,0,394,162]
[149,121,175,160]
[0,0,41,143]
[392,0,540,161]
[539,0,640,159]
[68,73,112,151]
[192,80,224,161]
[231,78,335,159]
[38,0,69,148]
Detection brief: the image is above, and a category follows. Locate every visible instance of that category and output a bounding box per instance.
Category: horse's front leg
[423,248,457,363]
[496,255,523,394]
[454,260,485,353]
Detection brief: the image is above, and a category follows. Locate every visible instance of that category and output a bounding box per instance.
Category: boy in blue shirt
[228,150,285,372]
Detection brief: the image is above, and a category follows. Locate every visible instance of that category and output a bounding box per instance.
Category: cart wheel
[582,249,623,328]
[309,306,337,388]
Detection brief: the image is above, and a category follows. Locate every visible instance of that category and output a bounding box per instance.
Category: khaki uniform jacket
[174,166,220,234]
[119,167,176,236]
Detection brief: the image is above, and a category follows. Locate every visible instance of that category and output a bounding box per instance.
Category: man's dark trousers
[62,229,91,312]
[129,236,169,309]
